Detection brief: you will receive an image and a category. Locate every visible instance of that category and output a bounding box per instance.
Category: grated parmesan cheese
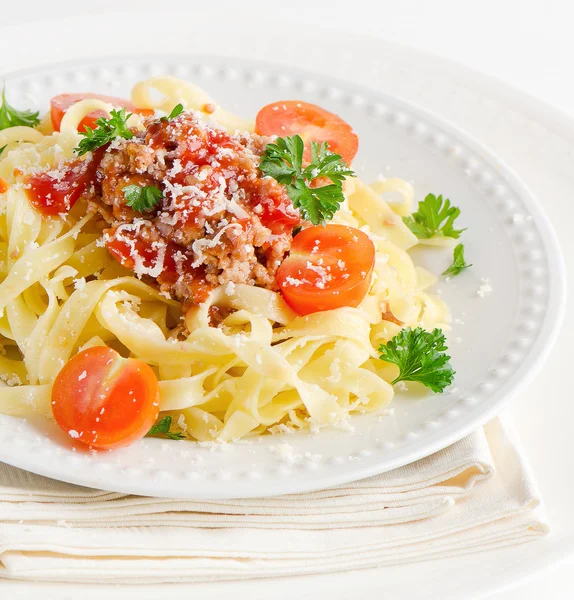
[477,278,493,298]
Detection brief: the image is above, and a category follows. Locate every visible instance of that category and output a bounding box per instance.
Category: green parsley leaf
[403,194,464,239]
[304,141,354,183]
[160,103,184,122]
[0,145,6,157]
[75,108,134,156]
[259,135,305,183]
[442,243,472,277]
[259,135,354,225]
[148,416,171,435]
[287,180,345,225]
[122,184,163,212]
[378,327,455,393]
[0,88,40,131]
[148,416,186,440]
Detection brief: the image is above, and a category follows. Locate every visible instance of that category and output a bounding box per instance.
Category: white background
[2,0,573,597]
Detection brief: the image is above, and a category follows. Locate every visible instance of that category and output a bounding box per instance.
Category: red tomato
[255,100,359,165]
[277,225,375,315]
[51,346,159,450]
[50,93,154,133]
[26,150,102,216]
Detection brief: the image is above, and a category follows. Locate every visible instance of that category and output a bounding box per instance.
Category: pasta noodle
[0,77,449,443]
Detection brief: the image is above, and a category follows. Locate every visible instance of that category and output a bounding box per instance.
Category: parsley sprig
[75,108,134,156]
[122,184,163,212]
[403,194,464,239]
[160,103,184,122]
[378,327,455,393]
[0,88,40,131]
[259,135,354,225]
[148,416,185,440]
[443,243,472,277]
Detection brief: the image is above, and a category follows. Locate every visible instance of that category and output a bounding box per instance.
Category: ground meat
[208,305,234,327]
[85,112,301,308]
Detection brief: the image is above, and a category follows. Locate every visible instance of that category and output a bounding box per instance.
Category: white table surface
[2,0,573,597]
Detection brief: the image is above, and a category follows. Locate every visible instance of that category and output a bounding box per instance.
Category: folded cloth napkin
[0,416,547,583]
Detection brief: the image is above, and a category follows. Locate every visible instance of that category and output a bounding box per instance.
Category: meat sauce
[105,225,213,304]
[26,150,102,216]
[143,117,299,237]
[24,111,302,308]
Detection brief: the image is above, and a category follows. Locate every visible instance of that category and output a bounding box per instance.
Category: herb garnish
[378,327,455,393]
[259,135,354,225]
[122,184,163,213]
[160,103,184,122]
[442,243,472,277]
[403,193,464,239]
[148,416,185,440]
[75,108,134,156]
[0,88,40,131]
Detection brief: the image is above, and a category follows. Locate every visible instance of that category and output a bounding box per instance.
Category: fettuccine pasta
[0,77,450,444]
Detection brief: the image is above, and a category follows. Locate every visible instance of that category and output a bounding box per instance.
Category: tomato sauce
[145,118,300,238]
[25,150,101,216]
[106,226,213,304]
[24,111,301,308]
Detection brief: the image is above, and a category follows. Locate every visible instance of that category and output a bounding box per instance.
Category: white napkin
[0,416,547,583]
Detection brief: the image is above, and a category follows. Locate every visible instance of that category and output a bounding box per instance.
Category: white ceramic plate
[0,56,565,499]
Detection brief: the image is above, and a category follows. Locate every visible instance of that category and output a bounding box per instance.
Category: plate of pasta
[0,57,564,498]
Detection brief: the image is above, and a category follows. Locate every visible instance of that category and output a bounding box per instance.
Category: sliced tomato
[255,100,359,165]
[50,93,154,133]
[25,149,102,216]
[277,224,375,315]
[51,346,159,450]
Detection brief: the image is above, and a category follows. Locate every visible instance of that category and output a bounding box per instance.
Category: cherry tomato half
[277,224,375,316]
[255,100,359,165]
[51,346,159,449]
[50,93,154,133]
